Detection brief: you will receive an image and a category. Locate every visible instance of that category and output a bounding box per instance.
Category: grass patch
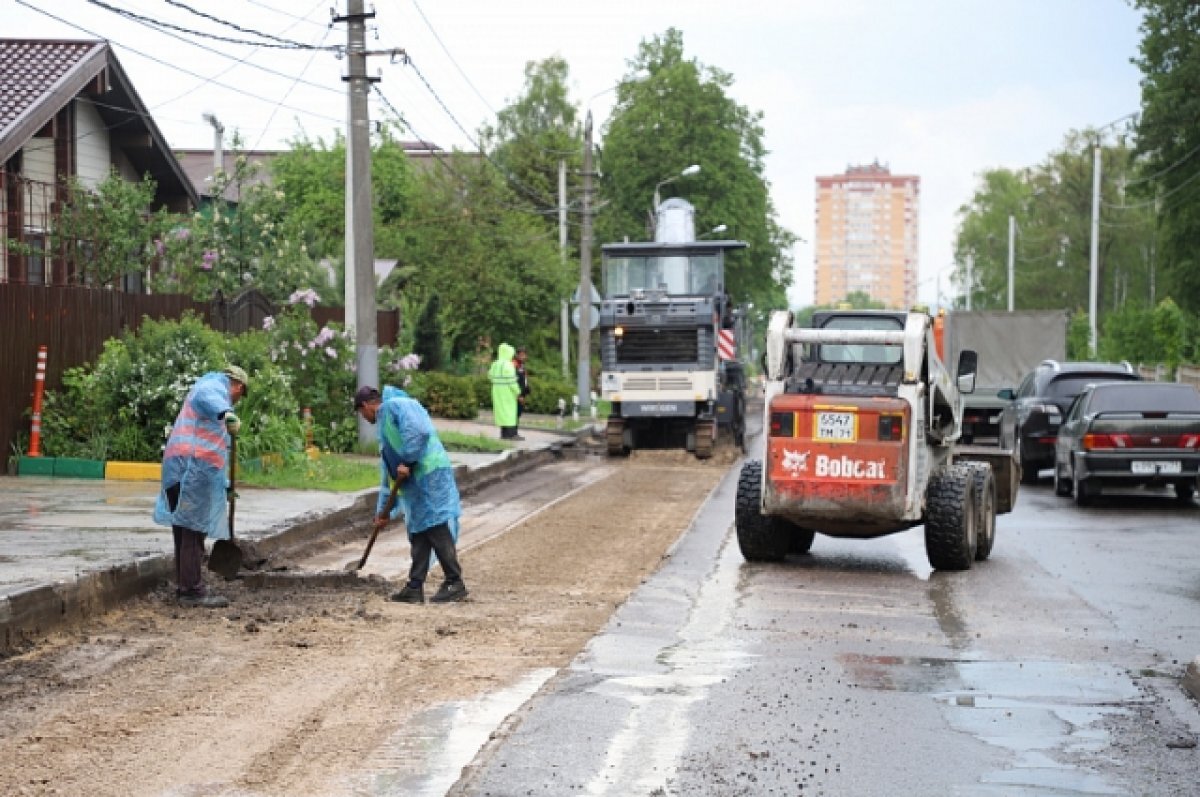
[349,430,510,457]
[438,430,509,453]
[242,430,511,491]
[237,453,379,492]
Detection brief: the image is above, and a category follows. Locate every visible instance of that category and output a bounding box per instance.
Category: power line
[372,85,562,220]
[161,0,325,50]
[404,57,557,208]
[1103,166,1200,211]
[16,0,344,128]
[1122,141,1200,188]
[242,0,329,29]
[252,5,335,150]
[406,0,496,115]
[100,0,342,99]
[86,0,338,51]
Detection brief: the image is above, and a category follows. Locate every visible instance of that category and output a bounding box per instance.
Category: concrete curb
[1184,657,1200,703]
[2,555,172,657]
[0,427,598,657]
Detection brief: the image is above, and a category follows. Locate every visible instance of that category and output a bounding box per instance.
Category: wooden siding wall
[0,285,399,464]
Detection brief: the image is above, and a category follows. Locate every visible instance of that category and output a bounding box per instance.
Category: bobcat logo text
[782,449,887,480]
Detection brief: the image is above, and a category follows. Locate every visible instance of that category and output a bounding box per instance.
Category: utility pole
[335,0,380,446]
[965,251,973,311]
[1007,214,1016,312]
[1089,140,1102,357]
[559,158,569,377]
[576,112,594,416]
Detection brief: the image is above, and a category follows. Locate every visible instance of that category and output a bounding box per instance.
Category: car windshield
[1089,384,1200,413]
[817,316,903,364]
[603,254,721,297]
[1047,374,1135,401]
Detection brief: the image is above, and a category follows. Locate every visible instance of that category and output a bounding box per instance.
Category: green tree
[952,132,1156,323]
[381,153,571,364]
[1132,0,1200,313]
[412,292,445,371]
[596,29,793,314]
[482,56,582,223]
[42,171,169,286]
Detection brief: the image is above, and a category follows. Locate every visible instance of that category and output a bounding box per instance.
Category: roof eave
[0,41,108,165]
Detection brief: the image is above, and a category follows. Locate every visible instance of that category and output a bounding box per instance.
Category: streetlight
[1088,111,1138,356]
[698,223,727,239]
[1006,187,1045,312]
[653,164,701,213]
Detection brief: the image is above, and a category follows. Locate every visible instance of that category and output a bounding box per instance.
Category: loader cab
[806,310,906,365]
[600,240,748,332]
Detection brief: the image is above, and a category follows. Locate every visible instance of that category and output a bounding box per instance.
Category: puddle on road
[341,668,556,797]
[842,654,1137,795]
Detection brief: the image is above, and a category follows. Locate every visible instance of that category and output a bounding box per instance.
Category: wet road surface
[452,458,1200,795]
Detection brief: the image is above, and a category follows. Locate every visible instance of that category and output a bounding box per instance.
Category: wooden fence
[0,284,398,465]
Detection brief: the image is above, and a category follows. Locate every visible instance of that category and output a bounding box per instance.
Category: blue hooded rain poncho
[153,372,235,540]
[375,386,461,541]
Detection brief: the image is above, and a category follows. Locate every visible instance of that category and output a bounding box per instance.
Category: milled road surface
[0,449,737,796]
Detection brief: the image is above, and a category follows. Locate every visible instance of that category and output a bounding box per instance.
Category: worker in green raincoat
[488,342,522,441]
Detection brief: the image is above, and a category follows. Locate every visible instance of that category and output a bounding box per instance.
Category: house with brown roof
[0,38,197,288]
[175,139,451,207]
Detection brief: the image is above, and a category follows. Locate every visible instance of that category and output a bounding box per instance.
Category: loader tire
[735,460,788,562]
[963,462,996,562]
[924,463,978,571]
[788,527,817,556]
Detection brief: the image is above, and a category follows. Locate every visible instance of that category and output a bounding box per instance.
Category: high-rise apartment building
[814,162,919,309]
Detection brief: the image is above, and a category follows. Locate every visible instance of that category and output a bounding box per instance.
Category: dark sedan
[998,360,1140,484]
[1052,382,1200,505]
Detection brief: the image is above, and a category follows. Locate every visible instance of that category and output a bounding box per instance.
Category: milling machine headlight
[614,326,624,337]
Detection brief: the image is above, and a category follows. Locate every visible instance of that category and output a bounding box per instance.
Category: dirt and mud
[0,448,738,796]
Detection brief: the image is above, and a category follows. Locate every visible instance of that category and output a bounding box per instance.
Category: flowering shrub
[42,314,300,462]
[42,314,227,461]
[147,157,333,305]
[40,304,428,461]
[262,295,357,452]
[380,345,422,386]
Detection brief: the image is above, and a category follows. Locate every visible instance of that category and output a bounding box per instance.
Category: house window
[24,230,47,285]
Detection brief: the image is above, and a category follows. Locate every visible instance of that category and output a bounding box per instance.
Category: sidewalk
[0,415,595,655]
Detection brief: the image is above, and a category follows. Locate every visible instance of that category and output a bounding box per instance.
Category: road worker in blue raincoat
[154,366,247,608]
[354,385,468,604]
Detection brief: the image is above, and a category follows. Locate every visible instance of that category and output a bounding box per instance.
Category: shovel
[345,478,401,572]
[208,433,244,580]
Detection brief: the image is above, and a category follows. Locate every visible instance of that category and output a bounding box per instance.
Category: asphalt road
[454,445,1200,796]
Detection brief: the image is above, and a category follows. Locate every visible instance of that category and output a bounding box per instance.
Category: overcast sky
[9,0,1145,307]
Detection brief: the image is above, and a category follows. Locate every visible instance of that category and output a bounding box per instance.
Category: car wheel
[1072,455,1095,507]
[1053,460,1072,497]
[1017,437,1039,485]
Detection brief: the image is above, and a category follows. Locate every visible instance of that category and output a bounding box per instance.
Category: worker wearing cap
[153,366,248,609]
[354,385,467,604]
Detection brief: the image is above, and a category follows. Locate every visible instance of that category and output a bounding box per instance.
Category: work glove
[224,412,241,435]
